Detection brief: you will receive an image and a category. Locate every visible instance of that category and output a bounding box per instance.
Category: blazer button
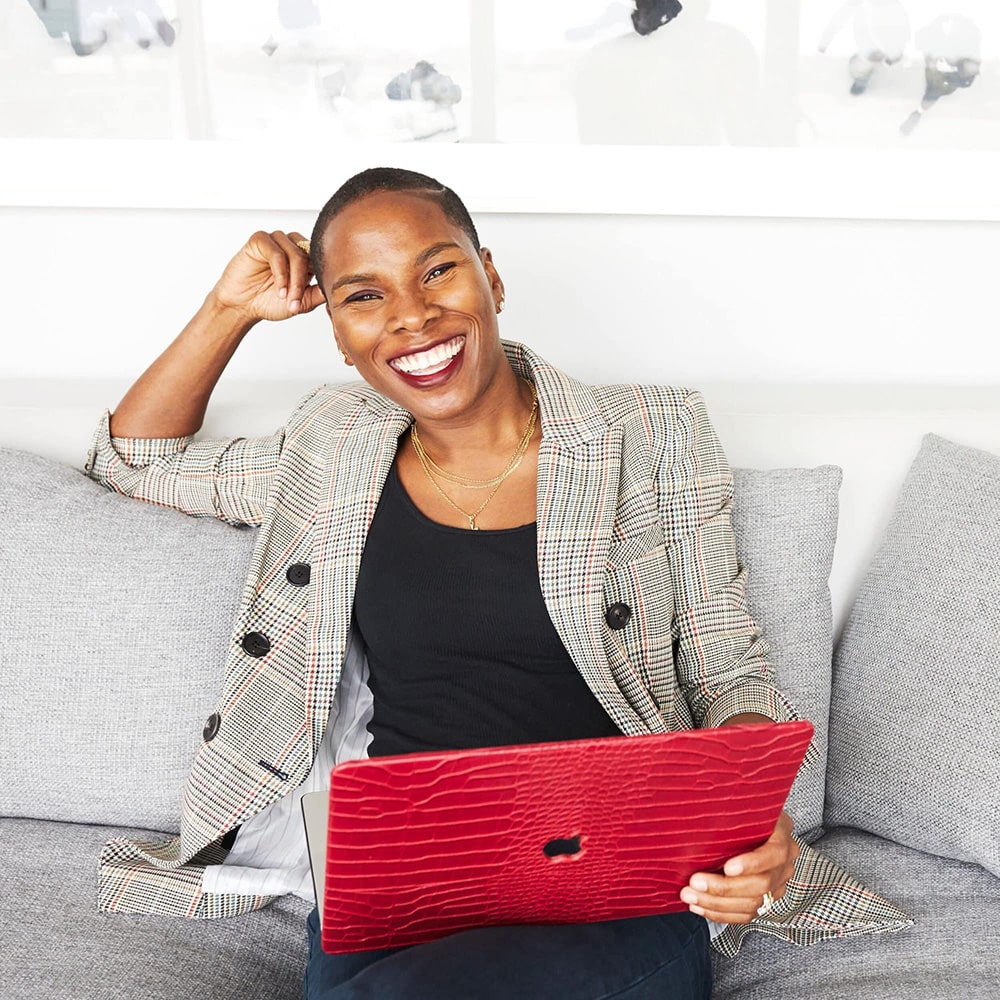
[286,563,311,587]
[605,602,632,630]
[241,631,271,657]
[203,712,221,742]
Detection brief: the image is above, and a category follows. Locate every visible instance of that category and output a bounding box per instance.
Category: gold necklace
[410,383,539,530]
[410,379,537,489]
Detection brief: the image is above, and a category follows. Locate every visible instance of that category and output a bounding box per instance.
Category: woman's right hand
[209,230,326,324]
[108,231,326,440]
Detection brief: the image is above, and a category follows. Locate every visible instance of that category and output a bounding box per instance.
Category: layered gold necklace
[410,378,538,530]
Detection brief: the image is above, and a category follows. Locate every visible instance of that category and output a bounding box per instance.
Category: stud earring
[496,297,505,314]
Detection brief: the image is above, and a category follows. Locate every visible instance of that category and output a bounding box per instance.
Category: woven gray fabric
[730,466,842,842]
[0,817,311,1000]
[712,826,1000,999]
[827,433,1000,875]
[0,448,255,833]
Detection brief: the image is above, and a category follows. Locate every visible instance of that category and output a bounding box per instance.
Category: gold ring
[295,239,311,252]
[756,891,775,916]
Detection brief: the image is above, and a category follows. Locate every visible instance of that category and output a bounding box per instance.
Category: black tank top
[353,460,621,757]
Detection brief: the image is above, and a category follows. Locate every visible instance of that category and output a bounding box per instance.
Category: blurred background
[4,1,998,147]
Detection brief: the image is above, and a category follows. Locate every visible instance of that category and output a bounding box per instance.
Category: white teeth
[390,336,464,375]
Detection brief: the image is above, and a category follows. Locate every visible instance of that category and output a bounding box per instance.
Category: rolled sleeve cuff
[704,679,821,772]
[85,409,194,480]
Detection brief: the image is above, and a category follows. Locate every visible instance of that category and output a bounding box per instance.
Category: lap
[303,907,712,1000]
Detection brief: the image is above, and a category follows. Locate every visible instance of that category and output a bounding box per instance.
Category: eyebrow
[329,271,377,295]
[328,241,464,296]
[414,241,463,267]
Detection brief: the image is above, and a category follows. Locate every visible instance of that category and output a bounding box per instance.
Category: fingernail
[680,888,698,905]
[727,862,744,876]
[278,287,287,299]
[691,876,708,892]
[289,299,300,313]
[690,905,705,916]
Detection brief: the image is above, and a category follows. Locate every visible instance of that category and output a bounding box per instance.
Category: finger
[288,231,311,254]
[299,282,326,314]
[680,877,779,913]
[688,900,757,924]
[724,813,795,877]
[686,892,763,917]
[247,231,292,301]
[722,841,786,878]
[690,905,755,925]
[682,867,797,922]
[685,871,770,899]
[274,231,313,312]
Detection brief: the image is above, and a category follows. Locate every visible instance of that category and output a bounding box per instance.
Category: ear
[479,246,505,307]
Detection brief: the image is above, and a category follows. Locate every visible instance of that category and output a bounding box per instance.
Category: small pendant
[469,516,478,530]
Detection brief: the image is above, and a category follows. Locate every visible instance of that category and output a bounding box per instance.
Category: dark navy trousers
[303,907,712,999]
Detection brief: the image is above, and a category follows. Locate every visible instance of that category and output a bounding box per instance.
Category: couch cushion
[731,465,842,842]
[711,826,1000,999]
[826,433,1000,875]
[0,816,311,1000]
[0,448,255,833]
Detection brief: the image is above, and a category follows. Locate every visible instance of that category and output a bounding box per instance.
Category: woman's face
[317,189,507,424]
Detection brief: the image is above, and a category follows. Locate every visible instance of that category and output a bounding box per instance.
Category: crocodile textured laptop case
[320,720,813,953]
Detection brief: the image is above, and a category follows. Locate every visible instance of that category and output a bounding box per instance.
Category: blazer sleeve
[82,387,321,528]
[663,390,819,768]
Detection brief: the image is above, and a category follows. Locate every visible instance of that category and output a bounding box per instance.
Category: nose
[388,284,437,334]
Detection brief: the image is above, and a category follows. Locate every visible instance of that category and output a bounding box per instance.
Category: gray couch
[1,434,997,999]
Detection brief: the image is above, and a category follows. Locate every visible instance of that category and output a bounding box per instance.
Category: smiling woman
[84,167,905,1000]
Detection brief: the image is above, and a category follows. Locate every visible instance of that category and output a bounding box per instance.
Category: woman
[86,168,896,999]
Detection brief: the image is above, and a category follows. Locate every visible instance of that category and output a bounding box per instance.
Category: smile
[388,335,465,376]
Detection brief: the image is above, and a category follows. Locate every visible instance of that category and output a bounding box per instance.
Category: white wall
[2,205,998,389]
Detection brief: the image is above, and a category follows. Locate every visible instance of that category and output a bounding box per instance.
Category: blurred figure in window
[25,0,175,56]
[901,15,982,135]
[574,0,760,145]
[818,0,910,95]
[261,0,321,57]
[631,0,683,37]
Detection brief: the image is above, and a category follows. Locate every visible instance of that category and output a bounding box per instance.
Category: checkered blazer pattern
[84,340,910,953]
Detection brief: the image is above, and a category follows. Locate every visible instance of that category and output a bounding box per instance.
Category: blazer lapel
[508,343,650,735]
[306,391,412,753]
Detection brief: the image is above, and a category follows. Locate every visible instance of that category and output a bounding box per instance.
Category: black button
[286,563,311,586]
[241,631,271,657]
[203,712,221,742]
[605,602,632,630]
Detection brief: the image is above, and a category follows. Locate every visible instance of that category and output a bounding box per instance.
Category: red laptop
[301,720,813,954]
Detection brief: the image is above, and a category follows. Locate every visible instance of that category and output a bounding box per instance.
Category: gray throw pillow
[826,433,1000,875]
[0,448,255,834]
[730,465,842,843]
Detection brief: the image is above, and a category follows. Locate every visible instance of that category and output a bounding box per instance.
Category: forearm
[109,292,257,439]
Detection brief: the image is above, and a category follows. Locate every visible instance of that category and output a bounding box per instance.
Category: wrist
[202,289,260,338]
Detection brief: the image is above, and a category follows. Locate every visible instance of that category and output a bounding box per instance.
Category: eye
[343,291,380,304]
[426,262,456,281]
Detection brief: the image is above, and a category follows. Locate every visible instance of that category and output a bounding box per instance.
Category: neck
[410,367,537,469]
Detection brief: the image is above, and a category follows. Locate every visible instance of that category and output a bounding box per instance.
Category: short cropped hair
[309,167,480,294]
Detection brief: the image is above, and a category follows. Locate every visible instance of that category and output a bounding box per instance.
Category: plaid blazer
[85,340,911,955]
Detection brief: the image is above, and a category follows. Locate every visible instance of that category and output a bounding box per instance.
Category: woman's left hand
[679,810,799,924]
